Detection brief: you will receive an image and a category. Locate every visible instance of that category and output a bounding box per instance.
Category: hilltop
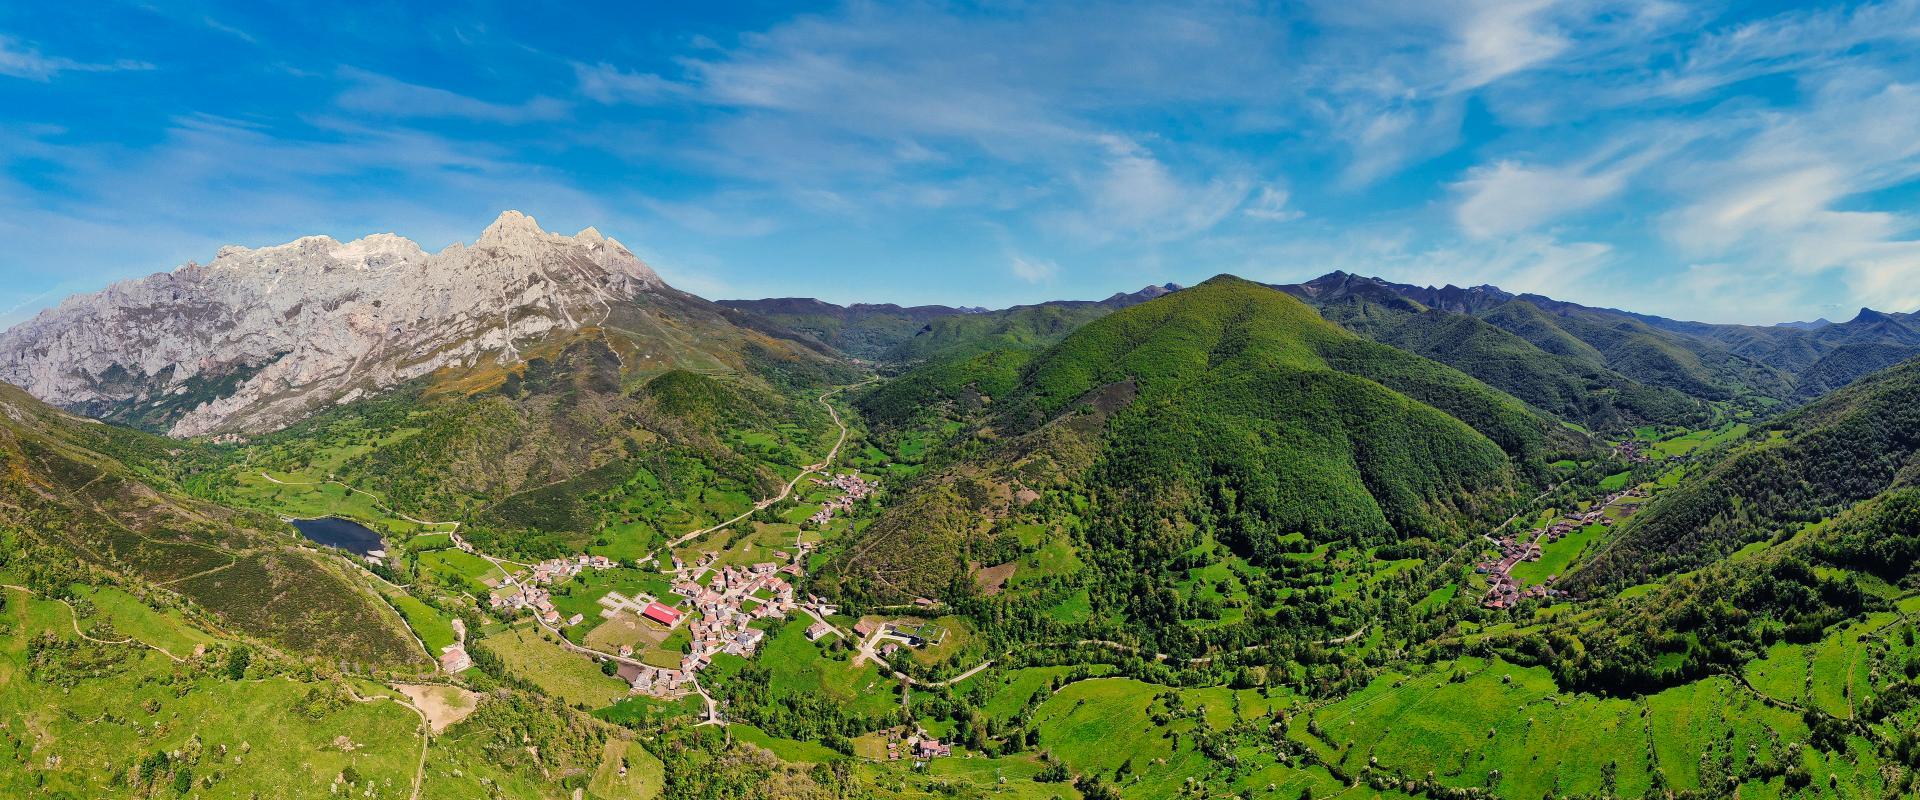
[829,276,1579,651]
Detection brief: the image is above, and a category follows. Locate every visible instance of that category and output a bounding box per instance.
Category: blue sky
[4,1,1920,325]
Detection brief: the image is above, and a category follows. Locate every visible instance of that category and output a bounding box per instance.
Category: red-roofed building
[641,602,683,626]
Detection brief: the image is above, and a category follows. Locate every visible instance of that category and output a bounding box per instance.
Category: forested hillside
[828,276,1584,660]
[714,297,972,360]
[1315,295,1706,430]
[1575,357,1920,589]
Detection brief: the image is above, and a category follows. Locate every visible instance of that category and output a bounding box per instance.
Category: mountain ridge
[1270,270,1920,405]
[0,211,795,438]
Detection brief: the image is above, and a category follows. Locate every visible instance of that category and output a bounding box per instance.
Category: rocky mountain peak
[0,212,668,437]
[477,209,545,246]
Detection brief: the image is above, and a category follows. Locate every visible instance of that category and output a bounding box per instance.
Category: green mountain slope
[0,382,421,667]
[199,324,847,560]
[1573,356,1920,590]
[1317,295,1706,430]
[884,302,1114,363]
[1275,272,1800,404]
[831,276,1579,613]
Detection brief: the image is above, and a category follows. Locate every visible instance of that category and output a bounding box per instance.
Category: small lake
[290,517,385,557]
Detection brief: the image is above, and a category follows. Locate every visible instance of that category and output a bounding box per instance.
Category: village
[1477,487,1646,609]
[808,471,878,526]
[351,441,975,764]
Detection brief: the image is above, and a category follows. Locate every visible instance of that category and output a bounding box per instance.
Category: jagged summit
[0,212,668,436]
[1850,307,1899,325]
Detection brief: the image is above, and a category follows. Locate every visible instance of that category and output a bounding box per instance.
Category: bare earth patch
[973,561,1017,596]
[392,683,482,733]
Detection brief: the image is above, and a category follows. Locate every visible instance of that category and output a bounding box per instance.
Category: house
[567,613,585,626]
[913,738,952,758]
[735,629,766,651]
[805,622,834,641]
[641,602,683,626]
[438,644,472,674]
[619,644,634,657]
[853,620,877,637]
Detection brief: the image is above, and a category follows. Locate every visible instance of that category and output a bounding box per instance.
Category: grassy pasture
[481,626,629,708]
[0,587,422,799]
[387,591,458,653]
[1029,678,1217,798]
[1508,522,1603,585]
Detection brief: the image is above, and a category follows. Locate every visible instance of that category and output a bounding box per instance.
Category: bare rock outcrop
[0,211,663,436]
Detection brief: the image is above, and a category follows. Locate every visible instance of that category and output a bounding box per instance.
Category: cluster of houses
[809,472,878,526]
[1477,529,1562,609]
[1480,568,1557,609]
[683,562,798,650]
[487,554,619,625]
[529,553,617,584]
[1613,440,1652,464]
[611,557,810,698]
[1476,489,1648,609]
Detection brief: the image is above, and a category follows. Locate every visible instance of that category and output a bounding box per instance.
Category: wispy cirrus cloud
[335,68,569,124]
[0,35,152,81]
[1008,253,1060,284]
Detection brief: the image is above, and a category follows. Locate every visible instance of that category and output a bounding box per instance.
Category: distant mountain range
[718,282,1181,361]
[1269,271,1920,410]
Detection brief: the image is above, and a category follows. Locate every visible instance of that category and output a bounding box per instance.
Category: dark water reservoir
[290,517,385,557]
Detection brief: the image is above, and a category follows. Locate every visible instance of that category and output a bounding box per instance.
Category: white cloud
[0,35,152,81]
[1658,75,1920,312]
[335,68,569,124]
[573,62,684,104]
[1453,159,1627,237]
[1449,0,1574,90]
[201,17,257,44]
[1243,185,1303,222]
[1057,137,1252,244]
[1009,253,1060,284]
